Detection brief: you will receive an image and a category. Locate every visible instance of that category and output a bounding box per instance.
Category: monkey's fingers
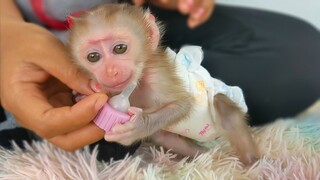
[128,107,143,117]
[105,121,143,143]
[110,122,135,134]
[104,129,139,146]
[23,93,108,139]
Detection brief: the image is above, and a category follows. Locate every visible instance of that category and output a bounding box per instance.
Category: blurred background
[217,0,320,30]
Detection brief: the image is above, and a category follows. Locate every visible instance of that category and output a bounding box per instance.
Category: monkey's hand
[104,99,192,145]
[104,107,151,146]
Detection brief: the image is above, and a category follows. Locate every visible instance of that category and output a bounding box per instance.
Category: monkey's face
[77,28,146,93]
[68,4,159,94]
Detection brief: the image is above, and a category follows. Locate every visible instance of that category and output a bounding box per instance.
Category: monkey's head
[68,4,162,94]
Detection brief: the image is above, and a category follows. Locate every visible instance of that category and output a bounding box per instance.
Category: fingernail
[186,0,193,8]
[180,0,193,13]
[95,83,101,90]
[194,8,205,19]
[90,79,102,92]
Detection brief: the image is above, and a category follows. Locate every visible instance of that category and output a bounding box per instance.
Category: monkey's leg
[214,94,259,165]
[151,130,207,157]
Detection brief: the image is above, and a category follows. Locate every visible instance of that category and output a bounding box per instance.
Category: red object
[30,0,86,29]
[30,0,68,29]
[67,10,87,29]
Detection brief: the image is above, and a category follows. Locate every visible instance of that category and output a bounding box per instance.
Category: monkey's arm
[104,98,193,146]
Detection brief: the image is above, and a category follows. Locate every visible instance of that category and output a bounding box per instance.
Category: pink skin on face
[81,31,138,93]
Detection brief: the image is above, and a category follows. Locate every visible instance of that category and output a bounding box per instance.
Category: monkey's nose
[106,68,119,77]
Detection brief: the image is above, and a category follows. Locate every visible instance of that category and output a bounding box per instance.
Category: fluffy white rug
[0,101,319,180]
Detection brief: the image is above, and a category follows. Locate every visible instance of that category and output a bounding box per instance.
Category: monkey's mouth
[102,75,133,91]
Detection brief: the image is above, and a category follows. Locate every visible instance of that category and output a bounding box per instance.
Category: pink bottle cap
[93,103,131,132]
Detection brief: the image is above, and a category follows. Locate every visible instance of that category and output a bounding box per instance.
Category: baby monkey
[68,4,259,165]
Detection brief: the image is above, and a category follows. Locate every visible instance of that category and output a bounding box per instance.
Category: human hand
[0,8,107,151]
[133,0,216,28]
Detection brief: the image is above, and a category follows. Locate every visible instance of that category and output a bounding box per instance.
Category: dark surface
[0,127,33,149]
[150,5,320,126]
[0,106,5,123]
[90,140,141,162]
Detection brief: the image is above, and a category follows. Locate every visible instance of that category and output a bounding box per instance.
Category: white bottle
[107,81,137,113]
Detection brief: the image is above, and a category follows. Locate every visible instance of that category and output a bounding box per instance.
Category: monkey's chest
[129,88,165,112]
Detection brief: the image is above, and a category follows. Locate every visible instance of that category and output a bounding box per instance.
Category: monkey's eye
[87,52,101,62]
[113,44,127,54]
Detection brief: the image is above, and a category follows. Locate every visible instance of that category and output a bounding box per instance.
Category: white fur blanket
[1,101,319,179]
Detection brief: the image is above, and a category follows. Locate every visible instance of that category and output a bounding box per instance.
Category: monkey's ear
[144,11,160,51]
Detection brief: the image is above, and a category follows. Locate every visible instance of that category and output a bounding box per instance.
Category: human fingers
[40,93,107,138]
[15,89,108,139]
[187,0,216,28]
[1,11,105,143]
[177,0,194,14]
[29,34,94,96]
[48,122,105,151]
[1,21,94,97]
[145,0,179,10]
